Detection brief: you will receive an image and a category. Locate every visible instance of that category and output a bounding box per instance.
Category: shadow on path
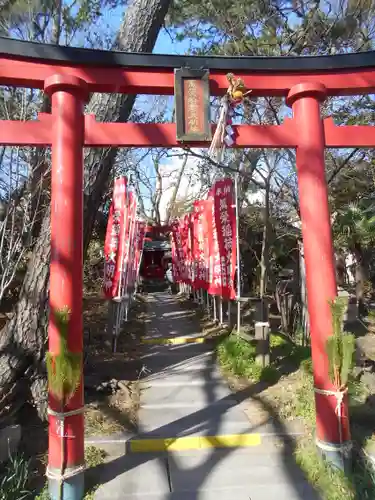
[90,293,321,499]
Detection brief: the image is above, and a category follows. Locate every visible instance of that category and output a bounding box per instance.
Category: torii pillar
[287,83,351,469]
[45,75,88,500]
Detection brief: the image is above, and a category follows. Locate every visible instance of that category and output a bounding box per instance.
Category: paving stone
[143,372,223,385]
[171,482,321,500]
[97,484,319,500]
[95,293,320,500]
[94,454,170,499]
[140,347,215,361]
[143,343,213,356]
[143,366,223,383]
[141,380,232,406]
[139,352,220,374]
[139,405,251,436]
[142,330,204,340]
[168,448,317,494]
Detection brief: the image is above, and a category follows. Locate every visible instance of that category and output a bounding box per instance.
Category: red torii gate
[1,37,375,499]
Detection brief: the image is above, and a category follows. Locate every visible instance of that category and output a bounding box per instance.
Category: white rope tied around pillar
[47,406,85,418]
[46,463,86,481]
[46,406,86,483]
[314,386,349,455]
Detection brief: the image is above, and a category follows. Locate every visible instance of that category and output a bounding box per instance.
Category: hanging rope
[208,73,251,163]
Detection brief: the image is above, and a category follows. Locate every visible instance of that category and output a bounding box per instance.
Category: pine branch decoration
[326,296,355,389]
[46,306,82,403]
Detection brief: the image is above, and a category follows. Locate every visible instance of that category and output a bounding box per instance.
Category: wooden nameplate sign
[174,68,212,142]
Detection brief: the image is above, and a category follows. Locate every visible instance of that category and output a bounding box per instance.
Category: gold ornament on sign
[208,73,252,162]
[226,73,252,102]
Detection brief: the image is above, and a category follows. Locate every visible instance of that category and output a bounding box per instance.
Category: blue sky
[83,6,196,213]
[154,30,191,55]
[99,4,192,55]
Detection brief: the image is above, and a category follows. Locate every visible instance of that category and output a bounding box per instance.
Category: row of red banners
[171,178,237,300]
[103,177,145,299]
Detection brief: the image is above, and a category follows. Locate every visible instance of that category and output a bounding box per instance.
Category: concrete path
[94,292,320,500]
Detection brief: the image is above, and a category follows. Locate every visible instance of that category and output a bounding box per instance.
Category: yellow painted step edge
[130,434,261,453]
[140,336,205,345]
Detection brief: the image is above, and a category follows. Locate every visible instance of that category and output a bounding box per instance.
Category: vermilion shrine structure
[1,37,375,499]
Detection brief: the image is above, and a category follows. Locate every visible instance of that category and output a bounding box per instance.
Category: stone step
[138,403,249,433]
[94,448,320,500]
[86,425,302,458]
[142,366,223,383]
[140,332,206,343]
[167,448,307,490]
[138,351,219,374]
[96,485,319,499]
[135,418,274,441]
[140,342,214,358]
[140,379,232,406]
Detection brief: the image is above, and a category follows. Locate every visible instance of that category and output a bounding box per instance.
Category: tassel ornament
[208,73,251,163]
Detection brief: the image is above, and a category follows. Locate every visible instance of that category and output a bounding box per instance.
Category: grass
[217,330,375,499]
[295,439,354,500]
[295,438,375,500]
[0,452,31,500]
[34,446,107,500]
[262,355,375,499]
[217,333,279,384]
[217,331,311,385]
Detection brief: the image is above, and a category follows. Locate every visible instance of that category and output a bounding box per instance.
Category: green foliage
[295,438,375,500]
[46,306,82,403]
[34,485,49,500]
[295,440,353,500]
[168,0,374,57]
[333,201,375,251]
[295,376,316,424]
[300,357,313,376]
[326,296,355,388]
[217,334,278,383]
[269,332,288,348]
[0,0,122,44]
[0,453,31,500]
[270,333,311,366]
[84,446,107,468]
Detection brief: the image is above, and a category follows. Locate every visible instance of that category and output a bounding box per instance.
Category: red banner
[192,200,210,290]
[134,221,145,285]
[208,189,220,295]
[103,177,127,299]
[213,178,237,299]
[171,221,183,282]
[168,178,236,297]
[180,216,190,284]
[186,213,194,285]
[121,191,137,296]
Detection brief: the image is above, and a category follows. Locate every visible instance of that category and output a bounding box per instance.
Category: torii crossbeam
[1,36,374,500]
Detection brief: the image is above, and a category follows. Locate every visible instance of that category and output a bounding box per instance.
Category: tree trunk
[299,240,309,344]
[83,0,172,255]
[29,1,62,241]
[0,211,50,421]
[165,153,188,224]
[335,250,346,287]
[0,0,172,420]
[259,181,270,298]
[354,245,367,317]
